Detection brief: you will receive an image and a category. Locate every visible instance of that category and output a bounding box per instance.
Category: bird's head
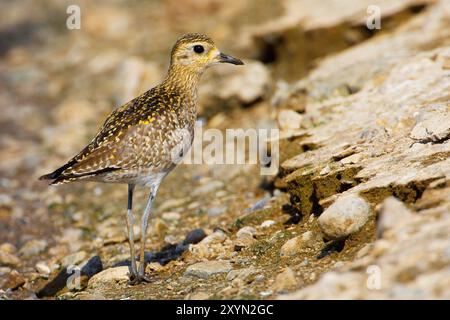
[169,33,243,73]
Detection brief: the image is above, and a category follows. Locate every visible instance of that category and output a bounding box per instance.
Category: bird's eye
[193,45,204,54]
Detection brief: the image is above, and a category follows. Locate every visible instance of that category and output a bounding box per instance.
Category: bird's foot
[127,272,152,285]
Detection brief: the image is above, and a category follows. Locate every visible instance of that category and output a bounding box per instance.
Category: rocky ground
[0,0,449,300]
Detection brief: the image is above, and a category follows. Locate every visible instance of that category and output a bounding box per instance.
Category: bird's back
[40,84,197,185]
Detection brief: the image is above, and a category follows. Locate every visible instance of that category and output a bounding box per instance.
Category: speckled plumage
[41,35,210,186]
[39,33,243,283]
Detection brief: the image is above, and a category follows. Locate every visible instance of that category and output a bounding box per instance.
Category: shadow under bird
[39,33,243,284]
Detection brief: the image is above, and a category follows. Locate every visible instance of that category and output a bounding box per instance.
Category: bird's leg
[125,184,138,281]
[135,187,157,282]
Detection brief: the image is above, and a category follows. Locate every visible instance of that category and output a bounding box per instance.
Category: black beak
[219,52,244,65]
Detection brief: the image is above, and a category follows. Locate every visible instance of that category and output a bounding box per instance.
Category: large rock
[318,195,370,240]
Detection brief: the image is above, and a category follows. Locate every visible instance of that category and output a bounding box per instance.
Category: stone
[235,226,257,248]
[61,251,87,268]
[0,270,25,290]
[161,211,181,221]
[278,109,303,131]
[236,226,257,239]
[0,251,21,268]
[260,220,276,228]
[184,260,232,279]
[200,230,227,245]
[35,262,51,275]
[280,231,320,257]
[0,243,16,254]
[88,266,129,288]
[192,181,224,196]
[273,267,299,292]
[207,206,227,217]
[318,195,370,240]
[183,229,207,245]
[19,239,47,257]
[226,267,258,282]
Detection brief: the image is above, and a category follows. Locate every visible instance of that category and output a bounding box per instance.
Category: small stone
[236,226,257,239]
[235,226,257,248]
[278,109,303,130]
[186,291,210,300]
[1,270,25,290]
[0,267,11,276]
[61,251,87,268]
[154,218,168,238]
[280,231,319,257]
[19,239,47,257]
[161,211,181,221]
[183,229,207,245]
[255,274,265,282]
[164,235,177,244]
[184,260,232,279]
[0,251,21,268]
[207,206,227,217]
[226,267,258,282]
[320,165,332,175]
[260,290,273,297]
[260,220,276,228]
[145,262,163,273]
[192,181,224,196]
[273,267,299,292]
[318,195,370,240]
[35,262,51,275]
[88,266,129,288]
[0,243,16,254]
[200,230,227,245]
[340,153,363,165]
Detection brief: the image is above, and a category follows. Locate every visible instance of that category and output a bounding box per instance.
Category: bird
[39,33,243,284]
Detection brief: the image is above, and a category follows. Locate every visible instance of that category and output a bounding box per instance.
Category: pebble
[161,211,181,221]
[0,270,25,290]
[61,251,87,268]
[0,243,16,254]
[320,165,332,175]
[236,226,257,239]
[226,267,258,282]
[260,220,276,228]
[273,267,299,292]
[35,262,51,275]
[259,290,273,297]
[183,228,207,245]
[192,180,224,196]
[318,195,370,240]
[278,109,303,130]
[340,153,363,165]
[235,226,257,248]
[207,206,227,217]
[88,266,129,288]
[200,230,227,245]
[280,231,319,257]
[0,251,21,268]
[184,260,232,279]
[19,239,47,257]
[154,218,168,238]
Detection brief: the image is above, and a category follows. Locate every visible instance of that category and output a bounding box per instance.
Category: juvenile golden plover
[40,33,243,283]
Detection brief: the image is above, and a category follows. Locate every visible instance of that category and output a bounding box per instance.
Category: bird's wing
[41,88,186,182]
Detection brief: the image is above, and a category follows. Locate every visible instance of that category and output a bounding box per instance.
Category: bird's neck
[163,64,204,101]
